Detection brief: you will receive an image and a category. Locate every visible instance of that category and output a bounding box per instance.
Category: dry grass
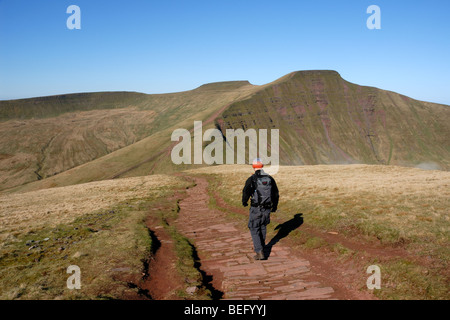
[0,108,157,191]
[0,174,192,300]
[0,174,181,244]
[188,163,449,197]
[187,164,449,243]
[188,164,450,299]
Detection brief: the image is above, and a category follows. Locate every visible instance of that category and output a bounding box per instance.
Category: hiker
[242,158,279,260]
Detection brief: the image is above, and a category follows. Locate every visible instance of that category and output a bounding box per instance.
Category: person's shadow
[264,213,303,259]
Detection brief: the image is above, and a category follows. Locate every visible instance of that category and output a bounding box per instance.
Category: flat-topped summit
[195,80,253,91]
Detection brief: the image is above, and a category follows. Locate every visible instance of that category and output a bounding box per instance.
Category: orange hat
[252,158,264,170]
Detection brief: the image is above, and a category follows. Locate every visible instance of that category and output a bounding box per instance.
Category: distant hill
[1,70,448,192]
[0,92,149,120]
[0,82,257,191]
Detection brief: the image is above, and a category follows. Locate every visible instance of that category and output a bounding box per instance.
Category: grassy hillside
[0,82,257,192]
[217,70,450,169]
[0,108,158,190]
[1,70,449,193]
[0,92,149,121]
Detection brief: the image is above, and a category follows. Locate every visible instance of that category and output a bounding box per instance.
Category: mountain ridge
[1,70,448,193]
[215,70,449,167]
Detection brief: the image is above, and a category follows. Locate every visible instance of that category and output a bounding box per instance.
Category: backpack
[251,174,273,207]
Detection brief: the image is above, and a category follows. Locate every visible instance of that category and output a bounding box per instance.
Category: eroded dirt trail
[143,215,184,300]
[176,176,337,300]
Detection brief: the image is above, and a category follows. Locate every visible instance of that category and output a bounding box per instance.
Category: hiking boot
[254,251,265,260]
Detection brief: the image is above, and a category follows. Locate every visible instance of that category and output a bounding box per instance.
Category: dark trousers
[248,206,271,253]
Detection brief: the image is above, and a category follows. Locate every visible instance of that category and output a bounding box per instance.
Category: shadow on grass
[264,213,303,259]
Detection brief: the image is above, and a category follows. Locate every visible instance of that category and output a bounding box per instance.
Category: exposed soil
[121,191,189,300]
[118,213,185,300]
[141,215,185,300]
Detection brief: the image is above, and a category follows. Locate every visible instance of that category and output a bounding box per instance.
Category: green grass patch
[303,236,328,250]
[0,199,152,300]
[373,259,449,300]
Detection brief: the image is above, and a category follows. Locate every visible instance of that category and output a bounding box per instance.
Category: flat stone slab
[175,176,337,300]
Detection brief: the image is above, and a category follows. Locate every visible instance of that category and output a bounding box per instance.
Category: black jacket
[242,170,279,211]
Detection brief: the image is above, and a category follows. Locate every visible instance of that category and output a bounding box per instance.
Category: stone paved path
[176,176,336,300]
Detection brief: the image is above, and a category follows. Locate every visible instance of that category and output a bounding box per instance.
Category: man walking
[242,158,279,260]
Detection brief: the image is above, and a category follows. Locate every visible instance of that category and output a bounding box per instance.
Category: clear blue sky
[0,0,449,104]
